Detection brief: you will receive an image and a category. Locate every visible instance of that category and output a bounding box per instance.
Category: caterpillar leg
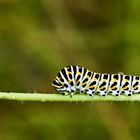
[121,91,132,96]
[96,91,106,96]
[88,93,94,96]
[69,89,76,98]
[70,92,75,98]
[85,90,95,96]
[109,91,120,96]
[61,91,70,96]
[80,90,85,94]
[60,88,76,97]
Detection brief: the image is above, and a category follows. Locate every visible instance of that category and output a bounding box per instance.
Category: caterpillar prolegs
[52,65,140,97]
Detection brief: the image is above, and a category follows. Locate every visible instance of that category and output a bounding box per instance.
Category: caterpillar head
[52,78,70,95]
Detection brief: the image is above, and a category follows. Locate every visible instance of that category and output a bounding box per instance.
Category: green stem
[0,92,139,102]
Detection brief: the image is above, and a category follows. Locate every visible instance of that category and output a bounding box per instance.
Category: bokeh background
[0,0,140,139]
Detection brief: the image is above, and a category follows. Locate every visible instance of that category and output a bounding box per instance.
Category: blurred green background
[1,0,140,139]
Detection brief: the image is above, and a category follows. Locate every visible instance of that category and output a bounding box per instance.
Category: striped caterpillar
[52,65,140,97]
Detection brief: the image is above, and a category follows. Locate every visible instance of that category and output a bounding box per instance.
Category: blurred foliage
[0,0,140,139]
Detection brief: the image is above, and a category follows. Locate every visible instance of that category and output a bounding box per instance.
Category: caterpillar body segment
[52,68,71,95]
[64,66,76,96]
[85,72,100,96]
[132,76,140,93]
[52,65,140,97]
[75,66,85,91]
[79,69,93,94]
[107,73,122,96]
[96,74,110,96]
[120,75,132,96]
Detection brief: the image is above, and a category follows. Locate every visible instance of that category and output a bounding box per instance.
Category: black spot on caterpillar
[52,65,140,97]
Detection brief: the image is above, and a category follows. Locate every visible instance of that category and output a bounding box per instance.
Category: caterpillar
[52,65,140,97]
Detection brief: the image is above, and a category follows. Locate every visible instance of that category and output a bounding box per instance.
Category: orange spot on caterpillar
[133,86,138,90]
[111,86,117,90]
[89,85,95,90]
[82,82,87,86]
[99,86,105,90]
[123,86,129,90]
[77,72,81,75]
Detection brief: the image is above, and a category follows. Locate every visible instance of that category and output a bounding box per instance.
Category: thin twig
[0,92,139,102]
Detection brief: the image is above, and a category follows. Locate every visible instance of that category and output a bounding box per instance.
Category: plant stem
[0,92,139,102]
